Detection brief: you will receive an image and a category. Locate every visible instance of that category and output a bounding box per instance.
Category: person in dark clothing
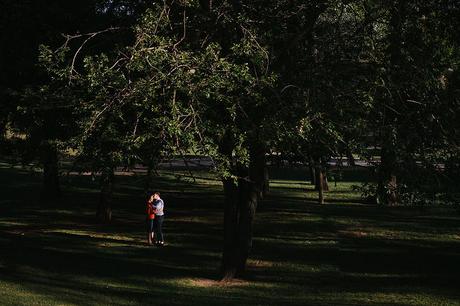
[152,192,165,246]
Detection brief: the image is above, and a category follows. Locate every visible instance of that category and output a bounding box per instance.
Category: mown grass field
[1,162,459,305]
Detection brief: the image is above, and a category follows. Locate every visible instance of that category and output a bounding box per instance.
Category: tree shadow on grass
[1,229,341,305]
[339,235,460,274]
[0,227,220,280]
[2,165,460,304]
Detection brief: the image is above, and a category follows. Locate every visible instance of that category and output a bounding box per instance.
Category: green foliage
[37,2,281,179]
[7,0,458,203]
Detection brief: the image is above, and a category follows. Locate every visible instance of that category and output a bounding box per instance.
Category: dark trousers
[146,218,154,233]
[154,215,164,242]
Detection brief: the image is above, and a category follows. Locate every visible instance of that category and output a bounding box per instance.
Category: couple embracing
[146,192,165,246]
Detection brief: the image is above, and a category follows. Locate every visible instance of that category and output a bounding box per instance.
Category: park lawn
[1,163,460,305]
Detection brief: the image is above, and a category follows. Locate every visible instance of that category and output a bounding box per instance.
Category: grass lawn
[1,162,459,305]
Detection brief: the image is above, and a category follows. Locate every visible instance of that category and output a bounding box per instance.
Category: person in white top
[153,192,165,246]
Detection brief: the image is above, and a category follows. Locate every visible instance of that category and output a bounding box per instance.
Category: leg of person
[153,216,159,246]
[153,217,158,245]
[147,231,152,245]
[147,219,154,245]
[156,215,164,245]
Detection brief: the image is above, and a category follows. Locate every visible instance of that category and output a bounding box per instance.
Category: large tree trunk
[97,165,114,223]
[235,145,265,275]
[220,141,266,280]
[221,177,239,280]
[235,178,257,275]
[219,131,239,280]
[40,141,61,200]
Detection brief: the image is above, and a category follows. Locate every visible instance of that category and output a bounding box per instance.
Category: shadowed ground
[0,162,459,305]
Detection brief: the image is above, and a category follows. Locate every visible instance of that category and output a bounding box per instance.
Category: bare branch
[62,27,121,83]
[173,9,187,49]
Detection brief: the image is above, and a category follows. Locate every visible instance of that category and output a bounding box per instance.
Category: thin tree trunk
[144,158,157,192]
[262,165,269,198]
[97,165,114,223]
[314,166,329,192]
[0,120,6,145]
[145,163,153,191]
[310,164,316,186]
[346,146,356,167]
[41,141,61,200]
[318,166,324,204]
[322,169,329,192]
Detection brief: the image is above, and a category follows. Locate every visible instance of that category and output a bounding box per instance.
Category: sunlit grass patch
[43,229,138,242]
[180,277,251,288]
[0,220,28,226]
